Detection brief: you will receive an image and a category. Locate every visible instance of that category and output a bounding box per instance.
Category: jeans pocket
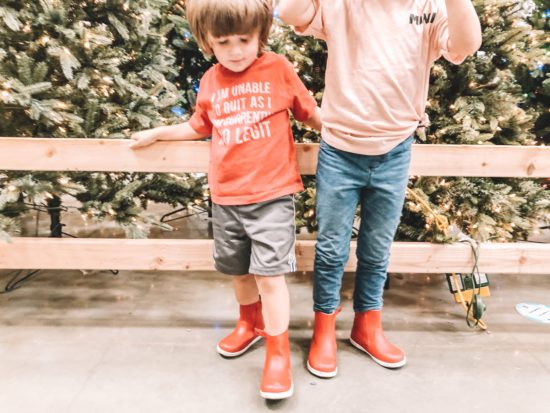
[386,136,414,158]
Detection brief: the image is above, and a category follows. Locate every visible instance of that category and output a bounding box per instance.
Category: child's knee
[233,274,255,284]
[254,275,285,294]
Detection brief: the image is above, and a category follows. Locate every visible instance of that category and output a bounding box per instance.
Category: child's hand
[129,129,158,149]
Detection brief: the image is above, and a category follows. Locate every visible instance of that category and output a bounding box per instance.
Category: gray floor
[1,269,549,413]
[1,212,549,413]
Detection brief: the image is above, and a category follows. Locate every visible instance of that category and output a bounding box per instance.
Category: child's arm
[277,0,318,30]
[129,122,208,149]
[303,107,321,132]
[445,0,482,56]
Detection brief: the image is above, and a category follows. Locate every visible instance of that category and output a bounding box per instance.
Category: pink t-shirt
[298,0,467,155]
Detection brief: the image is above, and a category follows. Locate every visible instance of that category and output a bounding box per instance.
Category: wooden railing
[1,137,549,274]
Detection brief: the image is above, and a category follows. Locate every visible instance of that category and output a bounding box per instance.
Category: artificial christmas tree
[1,0,549,244]
[399,0,550,242]
[0,0,205,239]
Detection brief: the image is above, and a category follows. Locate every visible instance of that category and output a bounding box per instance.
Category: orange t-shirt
[189,52,317,205]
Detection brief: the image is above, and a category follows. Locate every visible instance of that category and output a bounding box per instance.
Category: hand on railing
[129,129,159,149]
[129,123,208,149]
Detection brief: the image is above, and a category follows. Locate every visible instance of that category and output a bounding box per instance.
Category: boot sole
[260,382,294,400]
[216,336,263,358]
[306,361,337,378]
[349,337,407,369]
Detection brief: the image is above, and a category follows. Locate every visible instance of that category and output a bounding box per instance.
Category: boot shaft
[238,300,264,330]
[313,307,342,335]
[352,309,382,335]
[262,330,290,358]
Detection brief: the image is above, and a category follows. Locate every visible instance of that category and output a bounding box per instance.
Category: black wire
[460,239,483,328]
[1,203,59,293]
[1,270,41,294]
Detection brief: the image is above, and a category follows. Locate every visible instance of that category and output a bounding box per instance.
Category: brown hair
[186,0,273,56]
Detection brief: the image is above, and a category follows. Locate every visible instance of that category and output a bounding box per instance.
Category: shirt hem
[211,184,304,206]
[322,125,417,156]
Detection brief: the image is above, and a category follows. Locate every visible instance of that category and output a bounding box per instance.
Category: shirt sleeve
[430,0,467,65]
[188,77,213,136]
[282,58,317,122]
[292,1,326,41]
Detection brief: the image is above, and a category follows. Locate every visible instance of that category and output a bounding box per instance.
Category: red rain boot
[217,301,264,357]
[349,310,406,368]
[307,307,342,378]
[257,329,293,400]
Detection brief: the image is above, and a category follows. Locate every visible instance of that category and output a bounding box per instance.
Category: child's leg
[212,202,264,357]
[229,195,295,399]
[254,275,289,335]
[233,274,260,305]
[255,274,292,399]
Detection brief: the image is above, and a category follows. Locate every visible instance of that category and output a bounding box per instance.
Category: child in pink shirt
[278,0,481,377]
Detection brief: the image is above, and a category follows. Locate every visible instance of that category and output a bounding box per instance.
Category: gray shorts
[212,195,297,276]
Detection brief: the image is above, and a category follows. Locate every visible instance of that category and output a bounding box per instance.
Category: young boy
[130,0,320,400]
[278,0,481,378]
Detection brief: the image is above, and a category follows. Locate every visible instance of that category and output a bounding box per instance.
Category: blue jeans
[313,137,413,313]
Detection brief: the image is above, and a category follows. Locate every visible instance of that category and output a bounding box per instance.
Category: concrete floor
[1,269,549,413]
[1,212,549,413]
